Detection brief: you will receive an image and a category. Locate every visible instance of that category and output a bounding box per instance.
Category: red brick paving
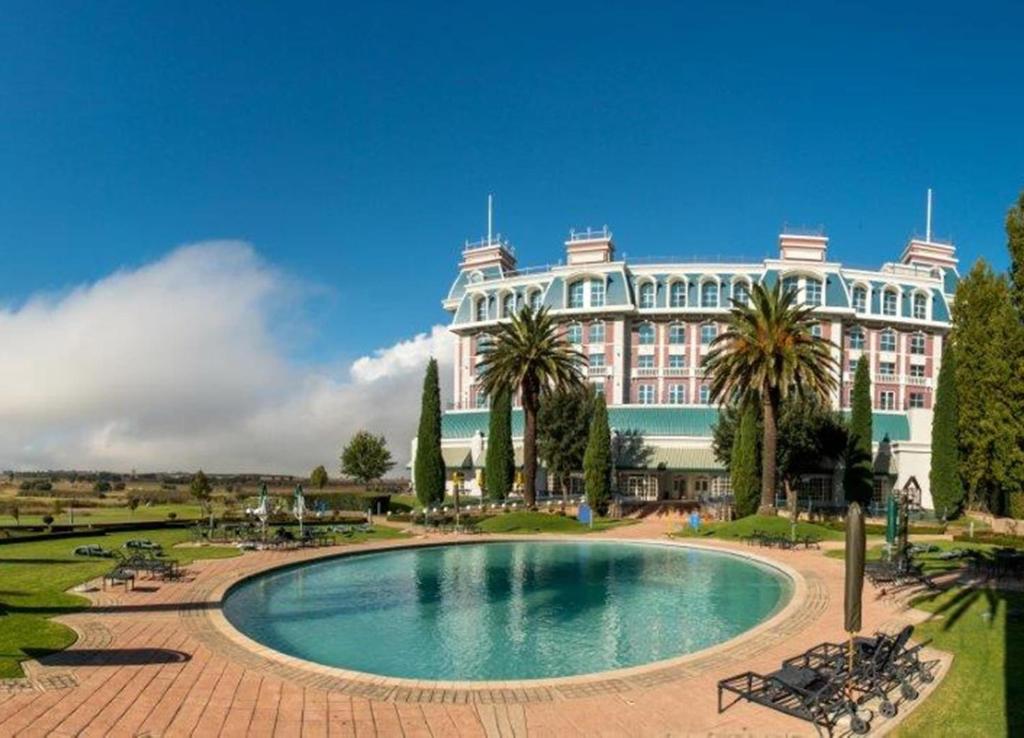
[0,524,949,736]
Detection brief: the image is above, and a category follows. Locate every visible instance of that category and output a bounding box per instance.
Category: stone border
[188,536,819,703]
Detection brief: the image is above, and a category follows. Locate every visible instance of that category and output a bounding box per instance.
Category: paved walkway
[0,522,949,737]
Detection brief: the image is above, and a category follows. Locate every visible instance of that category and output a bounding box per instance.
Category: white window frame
[880,329,896,352]
[566,323,583,344]
[852,286,867,313]
[700,323,717,345]
[668,323,686,344]
[568,281,585,309]
[670,281,687,308]
[589,321,605,343]
[669,384,686,404]
[638,282,655,309]
[700,280,719,308]
[805,278,822,306]
[638,323,655,345]
[638,384,655,404]
[880,390,896,410]
[882,289,898,317]
[590,279,606,308]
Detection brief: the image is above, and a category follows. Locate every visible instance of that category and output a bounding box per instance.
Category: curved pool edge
[201,535,808,695]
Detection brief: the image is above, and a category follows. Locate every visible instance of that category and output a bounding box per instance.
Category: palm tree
[703,281,838,514]
[477,305,585,506]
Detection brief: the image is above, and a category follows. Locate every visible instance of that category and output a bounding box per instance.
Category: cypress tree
[485,386,514,500]
[844,359,873,506]
[583,394,612,513]
[731,403,760,518]
[929,343,963,517]
[1007,190,1024,315]
[954,260,1024,515]
[414,358,445,506]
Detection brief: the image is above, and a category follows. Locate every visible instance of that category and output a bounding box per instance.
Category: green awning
[618,446,724,471]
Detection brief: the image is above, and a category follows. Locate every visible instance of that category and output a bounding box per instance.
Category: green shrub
[1009,492,1024,521]
[93,481,111,492]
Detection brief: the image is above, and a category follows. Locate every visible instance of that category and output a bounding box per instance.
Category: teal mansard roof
[443,408,910,444]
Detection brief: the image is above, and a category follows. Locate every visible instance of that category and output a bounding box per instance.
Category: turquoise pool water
[223,541,792,681]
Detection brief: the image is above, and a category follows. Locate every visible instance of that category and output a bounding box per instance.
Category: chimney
[566,226,614,266]
[459,237,516,273]
[779,233,828,262]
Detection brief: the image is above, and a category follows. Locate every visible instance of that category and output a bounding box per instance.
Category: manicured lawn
[477,511,634,534]
[0,527,240,678]
[823,540,996,574]
[671,514,845,541]
[893,586,1024,737]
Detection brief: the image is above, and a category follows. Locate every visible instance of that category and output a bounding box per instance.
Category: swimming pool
[222,541,792,681]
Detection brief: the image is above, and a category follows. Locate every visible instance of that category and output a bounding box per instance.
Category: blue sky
[1,0,1022,362]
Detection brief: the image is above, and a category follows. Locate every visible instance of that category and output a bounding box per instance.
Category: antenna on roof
[487,194,494,242]
[925,188,933,242]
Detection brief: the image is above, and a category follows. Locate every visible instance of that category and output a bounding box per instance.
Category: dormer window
[568,281,585,309]
[475,298,488,322]
[529,290,542,311]
[701,281,718,308]
[913,293,927,320]
[805,278,822,306]
[882,289,898,316]
[853,286,867,313]
[590,279,606,307]
[639,282,655,309]
[733,281,750,306]
[782,276,799,296]
[670,281,687,308]
[502,293,515,317]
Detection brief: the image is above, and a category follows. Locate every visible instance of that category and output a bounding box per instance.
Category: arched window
[805,278,822,306]
[528,290,542,311]
[475,297,487,322]
[668,323,686,344]
[670,281,687,308]
[566,323,583,344]
[913,292,927,320]
[848,327,865,350]
[701,281,719,308]
[638,323,655,345]
[639,282,655,309]
[502,293,515,317]
[880,328,896,352]
[852,285,867,313]
[882,288,898,316]
[568,280,585,308]
[733,281,750,306]
[782,275,799,296]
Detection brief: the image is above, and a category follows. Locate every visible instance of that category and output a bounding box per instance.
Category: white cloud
[0,241,453,475]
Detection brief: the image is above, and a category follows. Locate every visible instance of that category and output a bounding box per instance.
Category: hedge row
[952,531,1024,549]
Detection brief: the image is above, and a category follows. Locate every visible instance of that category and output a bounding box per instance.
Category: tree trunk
[760,392,778,515]
[522,391,539,508]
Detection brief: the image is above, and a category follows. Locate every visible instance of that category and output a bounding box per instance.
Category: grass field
[476,511,634,534]
[824,540,996,573]
[0,524,409,678]
[670,514,846,541]
[0,503,210,527]
[893,586,1024,737]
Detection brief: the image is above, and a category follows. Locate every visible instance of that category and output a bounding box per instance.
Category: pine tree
[929,342,962,517]
[844,359,873,506]
[954,260,1024,515]
[414,359,446,506]
[583,394,612,513]
[731,403,760,518]
[485,386,514,500]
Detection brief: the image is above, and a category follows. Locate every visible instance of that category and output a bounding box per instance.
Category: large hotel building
[429,225,958,512]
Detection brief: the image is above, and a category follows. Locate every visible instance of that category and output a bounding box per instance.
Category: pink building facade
[427,227,957,511]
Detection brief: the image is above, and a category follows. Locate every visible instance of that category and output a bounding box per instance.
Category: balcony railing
[587,366,611,377]
[633,367,658,377]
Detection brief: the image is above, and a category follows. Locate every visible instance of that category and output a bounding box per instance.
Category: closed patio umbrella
[844,501,866,673]
[293,484,306,538]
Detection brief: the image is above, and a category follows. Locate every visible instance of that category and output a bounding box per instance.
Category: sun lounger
[103,567,135,590]
[718,662,867,736]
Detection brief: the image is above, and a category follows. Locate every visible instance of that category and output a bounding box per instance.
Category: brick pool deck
[0,521,950,737]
